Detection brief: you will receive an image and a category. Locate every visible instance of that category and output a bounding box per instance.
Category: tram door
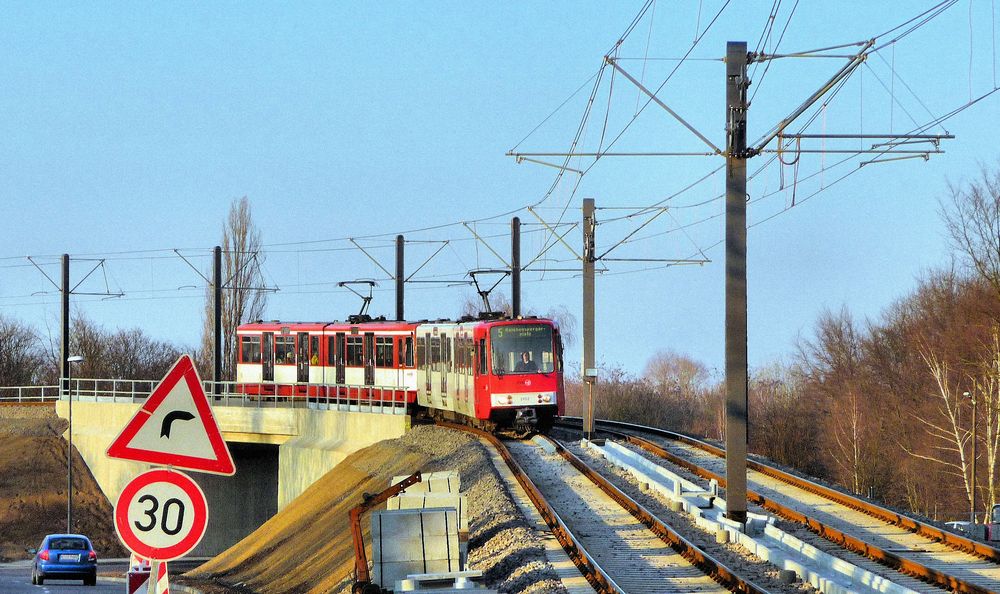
[364,332,375,385]
[262,332,274,382]
[335,333,346,384]
[296,332,309,383]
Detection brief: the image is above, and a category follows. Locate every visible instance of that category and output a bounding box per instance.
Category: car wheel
[85,574,96,586]
[36,574,43,586]
[30,568,36,585]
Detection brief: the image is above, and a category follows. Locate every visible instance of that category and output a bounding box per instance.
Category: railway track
[566,418,1000,594]
[436,420,771,594]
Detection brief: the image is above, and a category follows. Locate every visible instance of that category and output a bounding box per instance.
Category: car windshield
[490,324,554,375]
[49,538,87,550]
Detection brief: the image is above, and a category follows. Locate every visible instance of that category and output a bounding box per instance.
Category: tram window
[327,336,336,365]
[275,336,295,364]
[375,336,394,367]
[416,336,426,367]
[310,336,320,364]
[478,339,487,374]
[240,335,262,364]
[442,336,451,370]
[430,337,441,365]
[346,336,364,366]
[490,324,555,374]
[404,336,414,367]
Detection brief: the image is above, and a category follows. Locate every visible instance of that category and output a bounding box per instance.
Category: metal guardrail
[0,379,409,416]
[0,385,61,403]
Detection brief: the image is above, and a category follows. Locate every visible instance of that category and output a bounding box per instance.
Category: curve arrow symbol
[160,410,196,438]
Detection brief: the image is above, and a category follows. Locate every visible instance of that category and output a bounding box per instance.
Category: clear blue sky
[1,1,997,377]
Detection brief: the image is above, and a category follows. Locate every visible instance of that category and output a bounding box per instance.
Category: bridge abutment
[56,400,408,555]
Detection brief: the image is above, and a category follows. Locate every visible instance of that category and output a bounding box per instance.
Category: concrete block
[533,435,557,454]
[397,570,489,592]
[393,470,461,493]
[388,493,469,532]
[372,508,461,589]
[715,527,729,544]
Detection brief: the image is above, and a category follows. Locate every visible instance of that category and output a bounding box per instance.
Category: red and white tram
[235,316,564,432]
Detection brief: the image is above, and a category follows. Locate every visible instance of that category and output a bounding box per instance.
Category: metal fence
[0,379,409,416]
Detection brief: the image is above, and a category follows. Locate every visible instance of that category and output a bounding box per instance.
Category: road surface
[0,558,208,594]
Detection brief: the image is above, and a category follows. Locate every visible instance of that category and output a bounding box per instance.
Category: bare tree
[941,164,1000,299]
[200,197,268,380]
[459,291,511,318]
[970,326,1000,517]
[798,308,884,494]
[910,345,975,512]
[456,292,578,348]
[643,349,711,396]
[0,314,44,385]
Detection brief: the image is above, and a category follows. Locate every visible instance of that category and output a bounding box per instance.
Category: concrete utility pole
[60,254,69,395]
[582,199,597,439]
[213,246,222,392]
[512,217,521,317]
[60,253,70,532]
[396,235,405,321]
[725,41,749,524]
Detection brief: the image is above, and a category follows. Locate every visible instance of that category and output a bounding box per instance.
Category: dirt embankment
[0,405,127,562]
[183,425,565,594]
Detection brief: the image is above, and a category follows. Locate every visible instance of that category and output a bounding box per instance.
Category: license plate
[58,554,80,562]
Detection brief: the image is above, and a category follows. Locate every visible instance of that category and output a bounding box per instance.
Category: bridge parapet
[4,378,409,413]
[41,387,409,555]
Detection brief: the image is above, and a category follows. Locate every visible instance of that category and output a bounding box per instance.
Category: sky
[0,1,998,378]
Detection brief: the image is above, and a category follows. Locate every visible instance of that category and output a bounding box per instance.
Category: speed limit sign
[114,469,208,561]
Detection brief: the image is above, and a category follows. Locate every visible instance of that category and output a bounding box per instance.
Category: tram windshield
[490,324,555,375]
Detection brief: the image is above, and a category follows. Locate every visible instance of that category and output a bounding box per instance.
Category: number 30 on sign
[114,469,208,561]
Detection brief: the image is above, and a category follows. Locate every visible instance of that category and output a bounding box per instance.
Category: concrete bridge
[8,381,410,556]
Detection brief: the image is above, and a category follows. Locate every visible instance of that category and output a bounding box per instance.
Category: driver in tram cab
[515,351,537,373]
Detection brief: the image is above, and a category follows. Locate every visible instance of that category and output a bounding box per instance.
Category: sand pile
[0,405,127,562]
[183,425,564,593]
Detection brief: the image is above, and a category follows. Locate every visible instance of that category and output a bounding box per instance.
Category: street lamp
[66,354,83,533]
[964,390,977,525]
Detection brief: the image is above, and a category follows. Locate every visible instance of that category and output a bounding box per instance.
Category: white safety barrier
[0,378,409,416]
[584,439,920,594]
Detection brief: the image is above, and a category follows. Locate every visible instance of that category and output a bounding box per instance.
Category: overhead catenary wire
[2,2,998,316]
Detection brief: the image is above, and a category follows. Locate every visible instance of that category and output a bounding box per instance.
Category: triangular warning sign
[107,354,235,475]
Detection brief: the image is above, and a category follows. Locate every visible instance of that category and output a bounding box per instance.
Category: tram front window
[490,324,554,375]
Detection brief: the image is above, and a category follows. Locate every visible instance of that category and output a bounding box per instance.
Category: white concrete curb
[584,439,919,594]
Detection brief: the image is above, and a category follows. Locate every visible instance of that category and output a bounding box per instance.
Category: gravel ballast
[182,425,565,594]
[557,433,819,594]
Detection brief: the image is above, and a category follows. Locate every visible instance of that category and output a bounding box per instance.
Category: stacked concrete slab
[374,471,491,592]
[371,507,461,588]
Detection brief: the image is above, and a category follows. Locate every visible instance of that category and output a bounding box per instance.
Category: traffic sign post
[114,469,208,562]
[108,355,233,593]
[107,354,235,475]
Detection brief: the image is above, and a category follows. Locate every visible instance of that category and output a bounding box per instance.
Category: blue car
[29,533,97,586]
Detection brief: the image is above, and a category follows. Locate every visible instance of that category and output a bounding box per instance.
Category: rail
[591,417,1000,563]
[563,417,998,594]
[434,420,620,593]
[0,379,410,414]
[437,420,770,594]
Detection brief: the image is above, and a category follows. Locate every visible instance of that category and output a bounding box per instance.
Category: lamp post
[66,354,83,533]
[965,390,977,525]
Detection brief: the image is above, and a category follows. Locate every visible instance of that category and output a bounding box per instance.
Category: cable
[750,0,799,104]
